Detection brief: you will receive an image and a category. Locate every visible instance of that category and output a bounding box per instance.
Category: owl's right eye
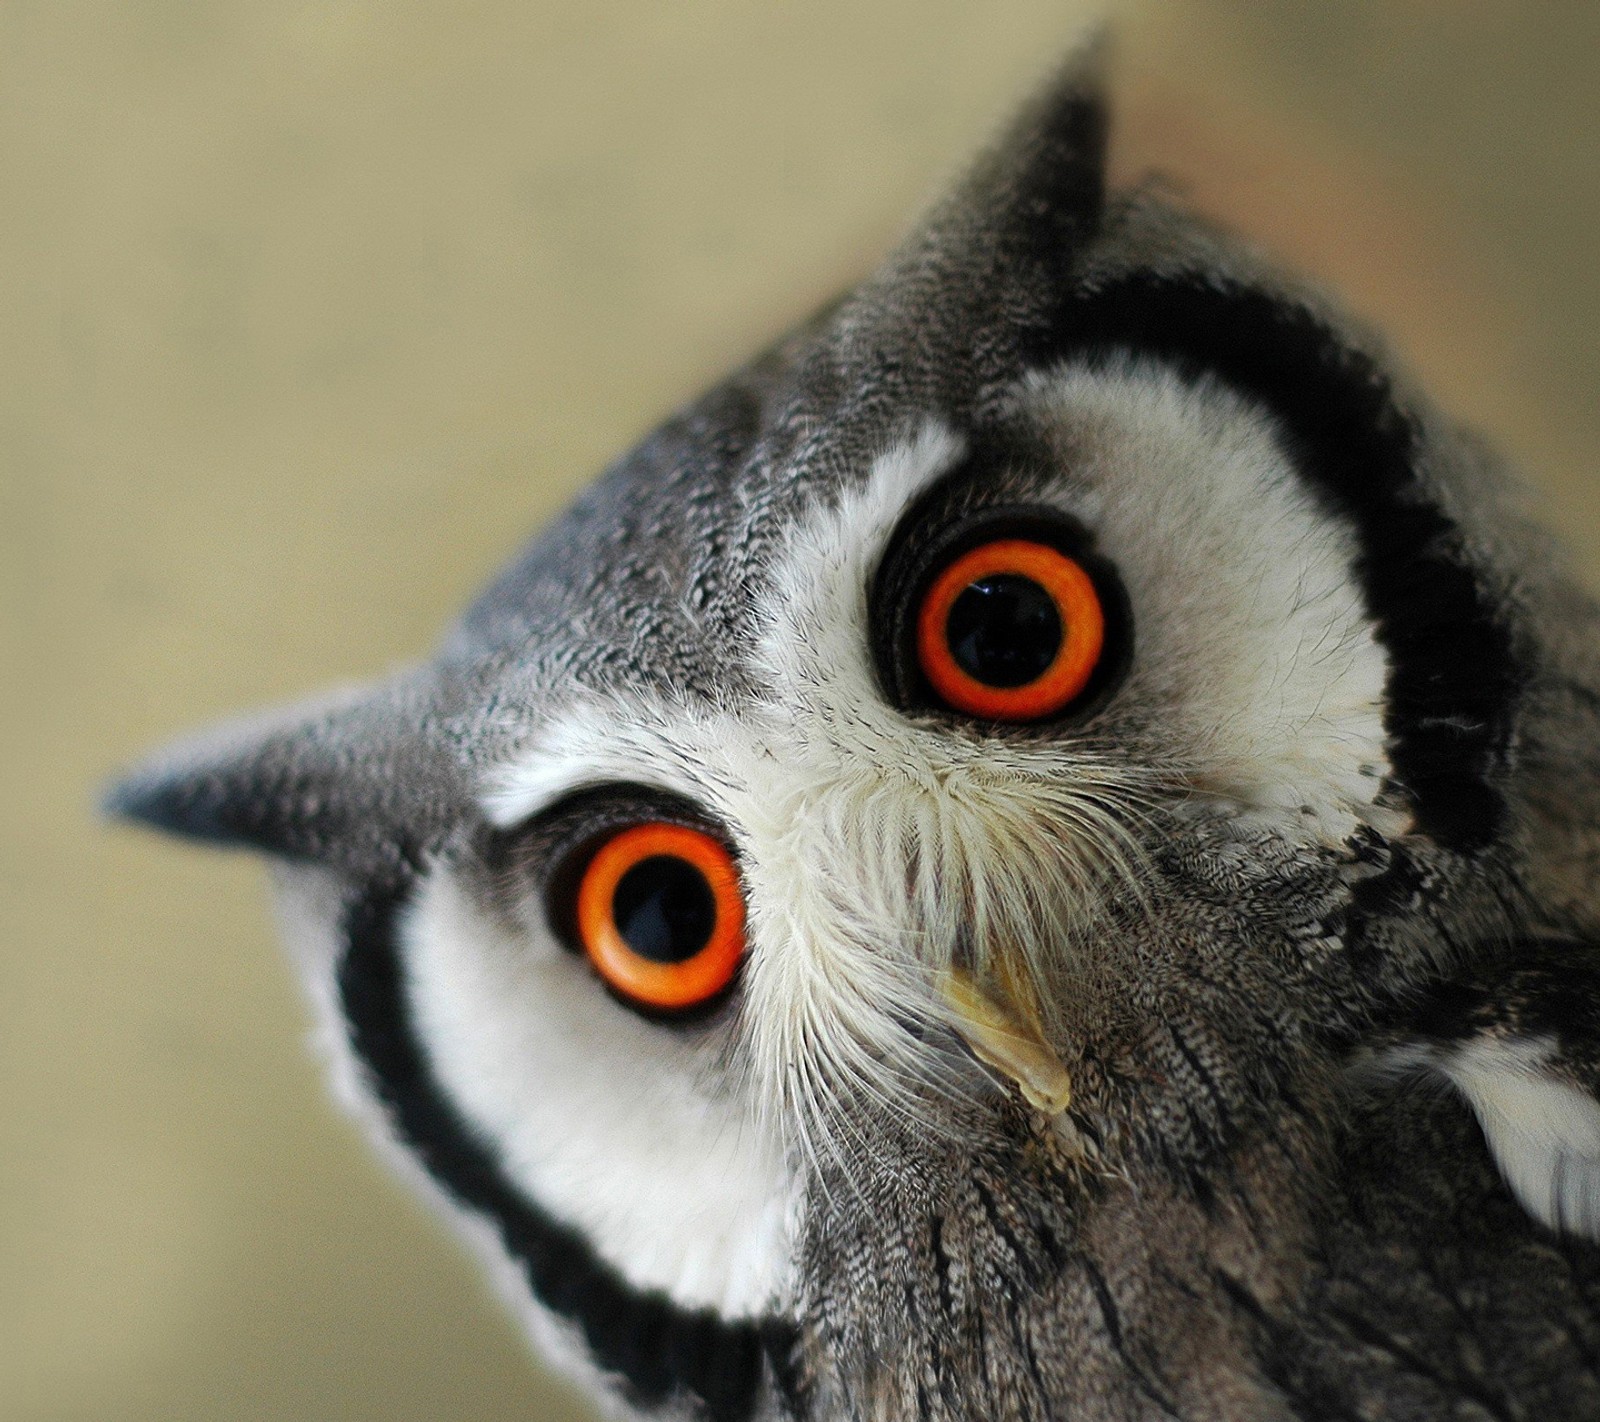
[569,821,746,1013]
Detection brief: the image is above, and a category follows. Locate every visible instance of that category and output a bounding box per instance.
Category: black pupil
[945,573,1063,688]
[612,854,717,964]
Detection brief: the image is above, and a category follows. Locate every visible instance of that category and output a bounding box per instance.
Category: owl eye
[573,821,745,1012]
[915,538,1106,721]
[872,502,1129,723]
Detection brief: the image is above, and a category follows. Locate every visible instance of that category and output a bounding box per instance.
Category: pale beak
[939,960,1073,1116]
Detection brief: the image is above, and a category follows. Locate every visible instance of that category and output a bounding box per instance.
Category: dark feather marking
[1165,1022,1233,1138]
[929,1214,955,1318]
[1212,1271,1367,1422]
[1153,1264,1204,1306]
[1034,1217,1068,1271]
[971,1177,1030,1275]
[1327,1304,1518,1422]
[1015,1301,1053,1412]
[1078,1255,1185,1420]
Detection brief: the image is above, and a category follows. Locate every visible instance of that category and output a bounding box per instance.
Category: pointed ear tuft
[909,32,1111,278]
[104,679,468,877]
[980,32,1111,267]
[846,33,1113,394]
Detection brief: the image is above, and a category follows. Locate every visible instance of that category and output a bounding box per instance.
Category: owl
[109,46,1600,1422]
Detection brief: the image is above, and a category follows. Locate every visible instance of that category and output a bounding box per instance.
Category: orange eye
[575,822,745,1012]
[915,538,1106,721]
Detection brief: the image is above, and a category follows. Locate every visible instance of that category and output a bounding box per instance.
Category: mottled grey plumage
[111,45,1600,1422]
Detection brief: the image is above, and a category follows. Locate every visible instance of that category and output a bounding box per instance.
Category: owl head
[108,46,1600,1422]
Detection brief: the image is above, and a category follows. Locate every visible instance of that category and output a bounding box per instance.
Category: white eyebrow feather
[480,695,749,827]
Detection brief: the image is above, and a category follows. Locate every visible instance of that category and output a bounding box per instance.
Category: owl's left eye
[572,821,745,1012]
[916,538,1105,721]
[873,503,1130,724]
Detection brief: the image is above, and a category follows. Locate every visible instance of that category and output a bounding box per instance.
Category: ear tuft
[104,751,273,846]
[103,679,468,877]
[983,32,1111,266]
[915,31,1111,278]
[840,32,1113,401]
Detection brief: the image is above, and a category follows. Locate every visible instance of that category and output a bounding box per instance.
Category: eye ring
[575,822,745,1011]
[915,537,1106,722]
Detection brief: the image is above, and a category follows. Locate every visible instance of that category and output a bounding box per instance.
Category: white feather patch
[1022,359,1395,842]
[400,867,798,1318]
[268,866,632,1400]
[1443,1036,1600,1239]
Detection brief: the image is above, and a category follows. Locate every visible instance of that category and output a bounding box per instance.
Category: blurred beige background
[5,3,1599,1419]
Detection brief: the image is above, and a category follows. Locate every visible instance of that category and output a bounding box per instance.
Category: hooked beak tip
[939,966,1073,1116]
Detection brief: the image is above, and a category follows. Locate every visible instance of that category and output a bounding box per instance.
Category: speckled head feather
[110,42,1600,1422]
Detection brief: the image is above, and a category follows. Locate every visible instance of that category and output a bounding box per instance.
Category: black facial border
[1026,271,1523,853]
[336,878,800,1422]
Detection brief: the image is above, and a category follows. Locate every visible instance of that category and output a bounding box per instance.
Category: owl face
[111,51,1583,1422]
